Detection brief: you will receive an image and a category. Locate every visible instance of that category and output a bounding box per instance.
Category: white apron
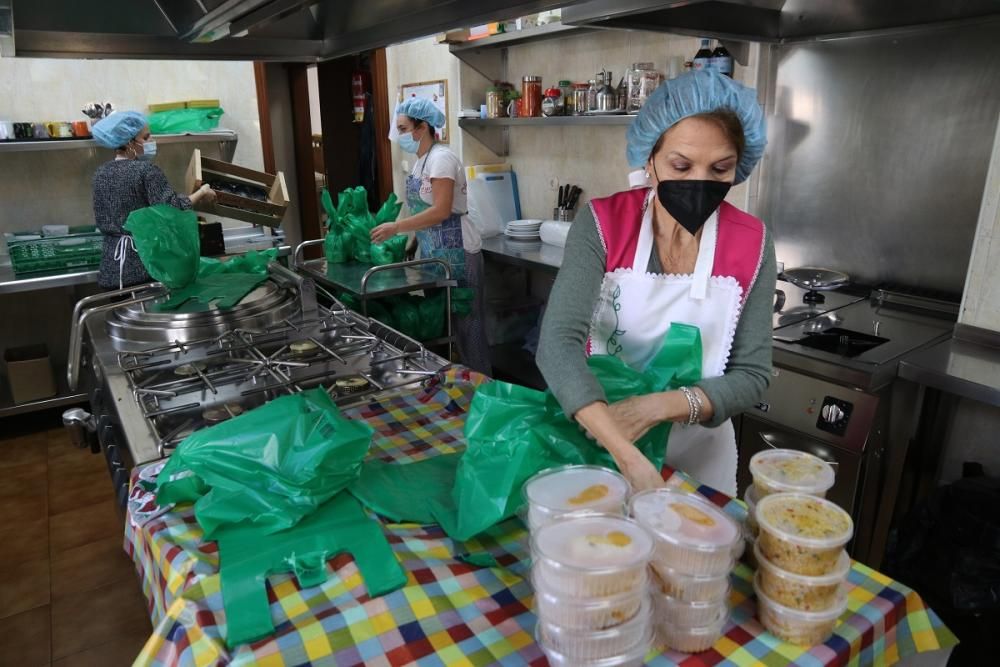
[589,191,743,494]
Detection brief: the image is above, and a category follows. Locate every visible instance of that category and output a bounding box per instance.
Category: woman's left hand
[607,395,664,442]
[371,222,400,244]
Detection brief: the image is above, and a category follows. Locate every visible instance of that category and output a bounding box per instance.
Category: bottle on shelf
[711,42,734,77]
[693,38,713,71]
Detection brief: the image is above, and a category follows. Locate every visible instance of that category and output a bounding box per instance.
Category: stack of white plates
[505,219,543,240]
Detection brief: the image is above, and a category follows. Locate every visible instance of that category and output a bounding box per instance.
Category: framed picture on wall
[399,79,449,143]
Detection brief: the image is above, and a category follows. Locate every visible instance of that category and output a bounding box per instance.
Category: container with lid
[542,87,564,117]
[755,542,849,612]
[756,493,853,576]
[750,449,835,498]
[754,573,848,645]
[572,83,590,115]
[629,489,741,576]
[538,596,652,659]
[522,75,542,117]
[744,483,761,537]
[536,626,652,667]
[523,465,630,531]
[533,577,645,630]
[651,562,731,603]
[655,604,727,654]
[531,514,653,598]
[652,585,729,627]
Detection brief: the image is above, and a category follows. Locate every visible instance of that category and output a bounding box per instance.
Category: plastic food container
[652,586,729,627]
[755,542,849,612]
[750,449,835,498]
[538,596,652,659]
[744,484,761,537]
[629,489,741,576]
[756,493,854,576]
[532,514,654,598]
[754,573,848,646]
[655,604,728,654]
[650,563,731,603]
[524,465,630,531]
[536,626,653,667]
[533,576,645,629]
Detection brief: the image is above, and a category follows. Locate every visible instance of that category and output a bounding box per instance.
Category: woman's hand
[575,402,665,491]
[190,183,217,208]
[607,394,667,442]
[371,222,400,244]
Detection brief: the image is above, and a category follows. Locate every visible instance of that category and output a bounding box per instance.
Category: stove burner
[202,403,245,424]
[796,327,889,358]
[335,377,370,394]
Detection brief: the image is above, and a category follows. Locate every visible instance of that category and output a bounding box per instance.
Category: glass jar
[626,62,662,113]
[572,83,590,115]
[542,87,563,117]
[586,79,598,114]
[486,89,506,118]
[522,75,542,117]
[558,80,573,114]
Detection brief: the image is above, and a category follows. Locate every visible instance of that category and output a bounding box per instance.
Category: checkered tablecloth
[124,367,957,667]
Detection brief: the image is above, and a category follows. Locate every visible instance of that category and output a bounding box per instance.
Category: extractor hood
[11,0,576,61]
[562,0,1000,42]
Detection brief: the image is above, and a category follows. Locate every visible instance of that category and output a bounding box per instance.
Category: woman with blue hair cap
[91,111,216,289]
[371,97,490,374]
[537,70,774,494]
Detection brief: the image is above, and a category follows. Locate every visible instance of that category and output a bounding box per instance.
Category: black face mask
[654,177,732,236]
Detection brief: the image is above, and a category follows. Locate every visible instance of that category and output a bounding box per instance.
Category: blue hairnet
[626,70,766,185]
[397,97,446,129]
[92,111,147,149]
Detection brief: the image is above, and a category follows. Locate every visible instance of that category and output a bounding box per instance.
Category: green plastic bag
[154,272,269,311]
[417,294,445,340]
[198,248,276,277]
[370,234,408,266]
[324,228,354,264]
[123,204,200,289]
[156,387,374,539]
[217,492,406,647]
[374,192,402,225]
[389,295,421,339]
[149,107,225,134]
[350,323,703,541]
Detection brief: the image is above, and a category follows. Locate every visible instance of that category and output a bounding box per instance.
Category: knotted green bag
[350,323,703,541]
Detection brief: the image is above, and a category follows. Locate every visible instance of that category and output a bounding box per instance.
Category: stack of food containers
[531,514,656,666]
[629,489,741,652]
[748,449,853,645]
[522,465,631,532]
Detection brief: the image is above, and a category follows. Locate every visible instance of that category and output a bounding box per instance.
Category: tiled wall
[0,58,264,241]
[959,114,1000,332]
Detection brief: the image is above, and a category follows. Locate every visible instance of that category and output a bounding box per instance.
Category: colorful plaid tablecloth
[124,367,957,667]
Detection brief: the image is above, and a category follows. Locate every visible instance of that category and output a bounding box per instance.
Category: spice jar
[559,80,573,112]
[572,83,590,115]
[486,89,506,118]
[586,79,599,114]
[522,75,543,117]
[542,86,563,117]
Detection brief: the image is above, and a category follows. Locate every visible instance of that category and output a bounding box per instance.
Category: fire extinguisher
[352,71,369,124]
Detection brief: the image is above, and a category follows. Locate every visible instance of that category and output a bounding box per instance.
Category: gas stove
[64,264,450,508]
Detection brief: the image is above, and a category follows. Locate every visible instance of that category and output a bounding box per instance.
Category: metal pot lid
[782,267,850,291]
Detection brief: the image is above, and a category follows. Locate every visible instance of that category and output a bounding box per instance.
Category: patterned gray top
[92,159,192,289]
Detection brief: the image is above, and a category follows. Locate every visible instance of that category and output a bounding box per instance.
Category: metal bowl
[782,267,850,291]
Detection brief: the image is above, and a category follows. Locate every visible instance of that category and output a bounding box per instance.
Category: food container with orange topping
[754,573,848,645]
[533,579,646,630]
[537,596,652,659]
[531,514,653,597]
[652,584,729,627]
[654,605,728,653]
[523,465,630,531]
[650,562,731,603]
[536,625,652,667]
[756,493,853,576]
[749,449,835,498]
[629,489,741,576]
[755,542,849,611]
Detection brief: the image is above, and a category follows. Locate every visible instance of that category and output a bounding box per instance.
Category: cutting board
[473,171,522,224]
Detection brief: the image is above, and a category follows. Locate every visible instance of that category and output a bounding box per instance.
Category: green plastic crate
[6,232,103,275]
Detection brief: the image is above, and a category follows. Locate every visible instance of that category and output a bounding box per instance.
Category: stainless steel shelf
[297,259,456,299]
[0,131,238,154]
[0,374,86,418]
[459,116,634,127]
[449,23,593,53]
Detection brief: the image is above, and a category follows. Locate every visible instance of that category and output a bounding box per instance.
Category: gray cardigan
[92,160,192,289]
[536,203,776,427]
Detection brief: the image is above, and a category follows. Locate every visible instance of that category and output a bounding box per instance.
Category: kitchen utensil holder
[553,207,576,222]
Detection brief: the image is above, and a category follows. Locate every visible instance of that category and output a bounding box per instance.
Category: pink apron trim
[589,189,766,302]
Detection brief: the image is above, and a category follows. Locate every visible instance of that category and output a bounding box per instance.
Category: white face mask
[137,139,157,161]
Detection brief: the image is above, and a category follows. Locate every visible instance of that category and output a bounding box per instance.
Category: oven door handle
[759,431,839,467]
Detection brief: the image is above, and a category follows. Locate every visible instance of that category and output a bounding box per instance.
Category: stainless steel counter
[898,331,1000,407]
[0,243,290,296]
[481,236,563,271]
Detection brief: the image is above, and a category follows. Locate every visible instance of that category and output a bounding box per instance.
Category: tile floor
[0,409,151,667]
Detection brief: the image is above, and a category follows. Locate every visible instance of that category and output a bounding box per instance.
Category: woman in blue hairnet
[370,97,490,374]
[537,71,775,494]
[91,111,216,290]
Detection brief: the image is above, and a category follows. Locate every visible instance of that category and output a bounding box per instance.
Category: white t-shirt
[410,145,481,253]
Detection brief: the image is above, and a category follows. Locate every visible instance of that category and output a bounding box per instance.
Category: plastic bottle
[693,38,713,71]
[711,43,734,77]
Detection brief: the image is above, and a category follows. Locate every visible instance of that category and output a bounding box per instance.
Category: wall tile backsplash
[959,113,1000,332]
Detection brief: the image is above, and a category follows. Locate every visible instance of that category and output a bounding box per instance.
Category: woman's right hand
[575,402,665,491]
[190,183,217,208]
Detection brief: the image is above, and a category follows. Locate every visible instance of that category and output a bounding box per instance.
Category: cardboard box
[4,344,56,404]
[186,149,289,228]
